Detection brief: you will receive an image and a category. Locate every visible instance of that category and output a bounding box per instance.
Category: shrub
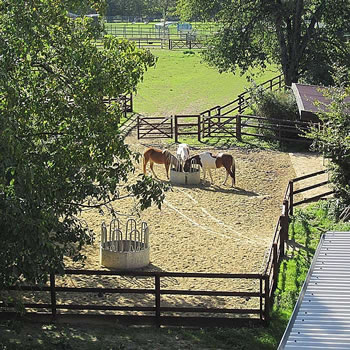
[247,86,307,145]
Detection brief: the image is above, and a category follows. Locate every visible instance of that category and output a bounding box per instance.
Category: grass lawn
[133,49,279,116]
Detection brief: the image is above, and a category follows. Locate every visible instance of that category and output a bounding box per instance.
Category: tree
[177,0,350,86]
[106,0,147,18]
[304,78,350,205]
[0,0,167,287]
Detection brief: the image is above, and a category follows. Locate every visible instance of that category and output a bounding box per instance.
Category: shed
[291,83,350,122]
[278,231,350,349]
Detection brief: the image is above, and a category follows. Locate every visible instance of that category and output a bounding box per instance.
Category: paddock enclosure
[20,133,289,319]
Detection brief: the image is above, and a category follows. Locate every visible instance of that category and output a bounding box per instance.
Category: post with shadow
[50,273,57,319]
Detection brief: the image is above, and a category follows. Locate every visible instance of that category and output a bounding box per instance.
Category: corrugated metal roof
[291,83,350,121]
[278,231,350,350]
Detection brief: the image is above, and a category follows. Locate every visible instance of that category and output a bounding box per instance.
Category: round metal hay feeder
[169,161,201,185]
[100,218,150,270]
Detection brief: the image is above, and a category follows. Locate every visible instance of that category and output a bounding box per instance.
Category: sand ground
[20,134,328,315]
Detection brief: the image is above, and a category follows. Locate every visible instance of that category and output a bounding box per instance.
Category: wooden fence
[137,113,313,145]
[200,74,284,118]
[2,270,267,327]
[136,74,295,142]
[0,170,334,327]
[263,170,334,310]
[137,116,173,139]
[103,93,133,118]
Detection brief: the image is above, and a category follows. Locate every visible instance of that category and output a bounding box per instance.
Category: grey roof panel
[278,232,350,349]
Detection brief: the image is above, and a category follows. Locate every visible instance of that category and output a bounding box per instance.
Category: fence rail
[137,113,313,145]
[200,74,284,118]
[137,116,173,139]
[1,270,267,327]
[103,93,133,119]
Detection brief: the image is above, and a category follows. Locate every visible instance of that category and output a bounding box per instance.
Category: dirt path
[288,152,331,205]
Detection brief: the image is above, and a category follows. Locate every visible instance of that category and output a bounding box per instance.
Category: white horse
[176,143,190,171]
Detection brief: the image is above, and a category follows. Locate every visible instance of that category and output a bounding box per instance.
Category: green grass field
[133,49,279,116]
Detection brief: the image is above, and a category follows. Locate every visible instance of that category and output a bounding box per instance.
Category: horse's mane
[163,149,178,165]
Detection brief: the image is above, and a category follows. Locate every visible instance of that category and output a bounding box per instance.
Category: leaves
[0,0,165,287]
[178,0,350,86]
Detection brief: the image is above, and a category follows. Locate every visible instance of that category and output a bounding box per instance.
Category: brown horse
[143,147,179,179]
[184,152,236,187]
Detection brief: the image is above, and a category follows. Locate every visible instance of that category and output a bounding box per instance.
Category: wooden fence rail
[137,113,314,146]
[103,93,133,119]
[200,74,284,118]
[1,270,267,327]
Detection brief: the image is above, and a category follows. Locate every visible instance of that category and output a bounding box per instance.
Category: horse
[176,143,190,171]
[184,152,236,187]
[143,147,180,179]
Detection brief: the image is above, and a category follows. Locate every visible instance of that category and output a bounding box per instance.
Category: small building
[292,83,350,122]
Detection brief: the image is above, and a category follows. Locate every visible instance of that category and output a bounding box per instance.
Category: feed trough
[169,162,201,185]
[100,218,150,270]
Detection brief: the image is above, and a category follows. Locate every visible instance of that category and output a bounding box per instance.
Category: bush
[247,86,306,145]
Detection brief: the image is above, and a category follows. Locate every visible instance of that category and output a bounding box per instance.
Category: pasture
[132,49,279,116]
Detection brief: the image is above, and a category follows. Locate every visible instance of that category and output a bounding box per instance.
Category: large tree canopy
[0,0,166,287]
[177,0,350,86]
[106,0,177,19]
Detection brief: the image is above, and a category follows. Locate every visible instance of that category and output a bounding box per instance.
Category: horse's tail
[230,157,236,186]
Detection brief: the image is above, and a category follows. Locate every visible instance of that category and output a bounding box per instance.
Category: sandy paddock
[29,133,303,317]
[14,133,328,317]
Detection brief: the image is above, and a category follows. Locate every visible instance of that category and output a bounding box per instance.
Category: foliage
[304,82,350,204]
[0,0,167,288]
[106,0,177,19]
[177,0,350,86]
[249,87,299,122]
[248,86,301,142]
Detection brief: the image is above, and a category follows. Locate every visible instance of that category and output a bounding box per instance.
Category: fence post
[137,115,140,139]
[130,93,133,112]
[280,201,289,258]
[289,181,294,216]
[174,115,178,143]
[264,274,270,324]
[217,106,221,124]
[273,243,278,292]
[197,115,201,142]
[236,115,242,141]
[155,274,161,328]
[238,94,243,114]
[170,117,173,139]
[50,273,57,319]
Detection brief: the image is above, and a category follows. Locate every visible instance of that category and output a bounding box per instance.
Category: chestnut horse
[143,147,179,179]
[184,152,236,187]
